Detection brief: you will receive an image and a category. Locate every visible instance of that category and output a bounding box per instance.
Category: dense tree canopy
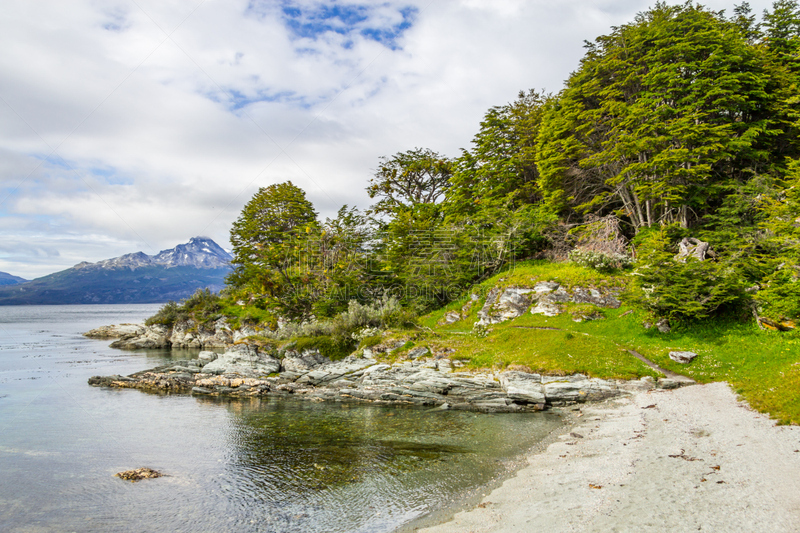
[445,90,548,217]
[536,2,774,230]
[217,0,800,326]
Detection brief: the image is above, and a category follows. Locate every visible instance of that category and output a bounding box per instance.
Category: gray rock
[620,376,656,392]
[541,374,588,383]
[198,351,218,363]
[544,378,618,403]
[669,351,698,364]
[201,344,281,376]
[437,359,453,373]
[571,287,621,309]
[675,237,710,262]
[109,324,170,349]
[282,350,331,372]
[657,378,682,389]
[499,371,545,403]
[440,310,461,325]
[408,346,430,360]
[295,356,376,386]
[656,319,671,333]
[84,323,145,339]
[233,326,260,343]
[477,287,534,325]
[530,301,562,317]
[533,282,560,293]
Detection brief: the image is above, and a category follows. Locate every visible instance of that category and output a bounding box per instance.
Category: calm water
[0,305,563,532]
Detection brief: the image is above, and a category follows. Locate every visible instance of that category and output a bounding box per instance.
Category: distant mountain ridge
[0,237,232,305]
[0,271,27,286]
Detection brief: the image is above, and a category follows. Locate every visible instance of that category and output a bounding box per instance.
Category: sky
[0,0,778,279]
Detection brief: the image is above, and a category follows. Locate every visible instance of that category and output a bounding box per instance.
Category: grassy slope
[416,261,800,425]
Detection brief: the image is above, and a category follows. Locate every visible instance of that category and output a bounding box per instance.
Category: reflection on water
[0,305,563,532]
[205,397,563,533]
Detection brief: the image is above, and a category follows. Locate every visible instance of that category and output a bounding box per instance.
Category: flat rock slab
[84,323,145,339]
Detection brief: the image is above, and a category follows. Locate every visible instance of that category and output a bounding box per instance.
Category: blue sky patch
[227,88,303,110]
[247,1,418,50]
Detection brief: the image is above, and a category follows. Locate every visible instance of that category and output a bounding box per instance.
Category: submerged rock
[115,467,163,482]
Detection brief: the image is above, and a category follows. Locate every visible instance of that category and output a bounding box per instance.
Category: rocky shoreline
[88,342,690,413]
[85,280,695,412]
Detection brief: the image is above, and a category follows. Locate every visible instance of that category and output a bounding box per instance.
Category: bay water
[0,305,563,532]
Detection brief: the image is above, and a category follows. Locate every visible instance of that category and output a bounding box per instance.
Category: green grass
[417,260,800,425]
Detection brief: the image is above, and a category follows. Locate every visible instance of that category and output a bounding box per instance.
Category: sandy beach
[418,382,800,533]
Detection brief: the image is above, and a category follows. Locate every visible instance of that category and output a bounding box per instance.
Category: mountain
[0,272,27,286]
[0,237,232,305]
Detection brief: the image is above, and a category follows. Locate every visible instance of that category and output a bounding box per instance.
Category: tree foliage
[537,2,772,230]
[367,148,453,217]
[187,1,800,329]
[446,90,548,216]
[227,181,319,318]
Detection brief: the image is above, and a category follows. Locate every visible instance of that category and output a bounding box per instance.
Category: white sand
[418,382,800,533]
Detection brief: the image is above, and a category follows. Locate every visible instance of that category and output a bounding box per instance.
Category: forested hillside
[183,1,798,329]
[138,1,800,423]
[140,2,798,331]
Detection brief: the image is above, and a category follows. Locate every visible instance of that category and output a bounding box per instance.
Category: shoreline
[412,382,800,533]
[398,407,583,533]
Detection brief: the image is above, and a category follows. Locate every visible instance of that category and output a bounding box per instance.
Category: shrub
[569,249,633,272]
[628,226,748,323]
[293,336,354,360]
[757,264,800,321]
[357,335,384,350]
[145,301,184,327]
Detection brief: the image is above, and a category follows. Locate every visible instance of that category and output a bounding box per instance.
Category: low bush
[293,336,354,360]
[569,249,632,272]
[145,301,184,327]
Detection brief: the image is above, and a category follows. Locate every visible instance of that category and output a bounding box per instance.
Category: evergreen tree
[445,90,548,217]
[537,2,771,231]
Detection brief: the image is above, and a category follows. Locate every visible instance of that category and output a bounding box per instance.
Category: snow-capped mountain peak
[75,237,232,271]
[152,237,231,268]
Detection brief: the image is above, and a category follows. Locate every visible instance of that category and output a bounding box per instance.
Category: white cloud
[0,0,777,278]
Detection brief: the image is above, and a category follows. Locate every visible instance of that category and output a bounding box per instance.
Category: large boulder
[281,349,330,372]
[109,324,170,349]
[499,371,545,404]
[669,351,697,364]
[477,287,534,325]
[675,237,710,262]
[542,375,619,404]
[201,344,281,376]
[295,356,376,386]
